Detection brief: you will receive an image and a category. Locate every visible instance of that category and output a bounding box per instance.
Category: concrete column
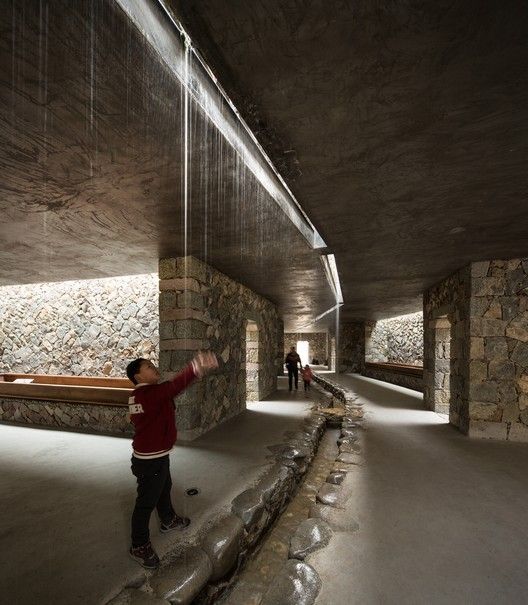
[158,256,282,440]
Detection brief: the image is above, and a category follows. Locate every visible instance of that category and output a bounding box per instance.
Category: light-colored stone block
[469,402,498,421]
[160,339,207,351]
[469,360,487,381]
[501,402,520,423]
[471,261,490,278]
[506,313,528,342]
[159,277,201,293]
[468,420,508,440]
[508,422,528,442]
[470,337,484,359]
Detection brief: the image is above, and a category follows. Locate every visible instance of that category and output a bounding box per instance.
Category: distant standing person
[285,346,303,391]
[126,351,218,569]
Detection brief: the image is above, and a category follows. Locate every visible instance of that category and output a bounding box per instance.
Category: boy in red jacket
[126,351,218,569]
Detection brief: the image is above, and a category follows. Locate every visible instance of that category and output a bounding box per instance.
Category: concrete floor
[309,374,528,605]
[0,378,313,605]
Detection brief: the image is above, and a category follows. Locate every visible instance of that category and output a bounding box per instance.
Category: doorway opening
[296,340,309,366]
[245,320,259,401]
[432,315,451,415]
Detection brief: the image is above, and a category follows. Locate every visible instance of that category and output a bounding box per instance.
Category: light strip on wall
[296,302,344,331]
[321,254,344,304]
[114,0,327,250]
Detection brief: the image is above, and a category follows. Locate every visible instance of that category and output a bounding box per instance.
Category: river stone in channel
[337,452,362,465]
[260,560,322,605]
[200,514,245,581]
[107,588,170,605]
[326,471,346,485]
[337,436,359,448]
[256,464,294,508]
[289,519,332,560]
[231,488,265,529]
[339,443,361,455]
[281,445,311,460]
[309,503,360,532]
[150,546,212,605]
[316,483,344,507]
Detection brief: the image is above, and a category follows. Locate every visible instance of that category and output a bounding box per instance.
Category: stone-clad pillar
[424,257,528,441]
[329,321,365,374]
[467,259,528,440]
[158,256,209,440]
[158,256,282,440]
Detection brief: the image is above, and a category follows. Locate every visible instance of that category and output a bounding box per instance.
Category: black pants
[287,366,299,390]
[304,380,310,391]
[131,455,175,547]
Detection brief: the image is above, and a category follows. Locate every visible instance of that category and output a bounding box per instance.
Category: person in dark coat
[284,346,303,391]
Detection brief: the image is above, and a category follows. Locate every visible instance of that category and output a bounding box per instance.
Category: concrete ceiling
[1,1,527,331]
[171,0,528,320]
[0,0,335,331]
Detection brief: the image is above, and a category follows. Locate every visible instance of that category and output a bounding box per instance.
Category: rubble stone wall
[365,312,423,365]
[362,365,423,392]
[0,275,159,377]
[284,332,328,365]
[159,257,282,440]
[0,397,132,435]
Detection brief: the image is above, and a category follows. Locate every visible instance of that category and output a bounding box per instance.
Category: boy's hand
[192,351,219,378]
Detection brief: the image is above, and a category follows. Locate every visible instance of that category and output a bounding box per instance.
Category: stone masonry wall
[423,265,471,427]
[0,397,132,435]
[424,257,528,441]
[362,365,423,392]
[0,275,159,377]
[159,257,282,440]
[467,259,528,441]
[365,312,423,365]
[284,332,328,365]
[332,321,365,373]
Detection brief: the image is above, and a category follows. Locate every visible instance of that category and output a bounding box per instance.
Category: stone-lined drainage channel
[109,378,361,605]
[219,374,364,605]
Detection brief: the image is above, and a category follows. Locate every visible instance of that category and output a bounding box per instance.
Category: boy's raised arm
[151,351,218,400]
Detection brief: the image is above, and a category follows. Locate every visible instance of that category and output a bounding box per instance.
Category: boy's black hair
[126,358,146,385]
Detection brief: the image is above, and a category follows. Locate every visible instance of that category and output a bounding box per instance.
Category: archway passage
[245,320,260,401]
[432,316,452,415]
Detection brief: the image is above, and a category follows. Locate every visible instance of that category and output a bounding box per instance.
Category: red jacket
[128,363,196,459]
[301,367,313,382]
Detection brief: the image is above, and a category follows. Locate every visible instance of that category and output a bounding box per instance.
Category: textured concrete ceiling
[0,0,335,331]
[1,1,527,331]
[171,0,528,320]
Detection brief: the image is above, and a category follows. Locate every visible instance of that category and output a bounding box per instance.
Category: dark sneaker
[129,541,160,569]
[160,514,191,533]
